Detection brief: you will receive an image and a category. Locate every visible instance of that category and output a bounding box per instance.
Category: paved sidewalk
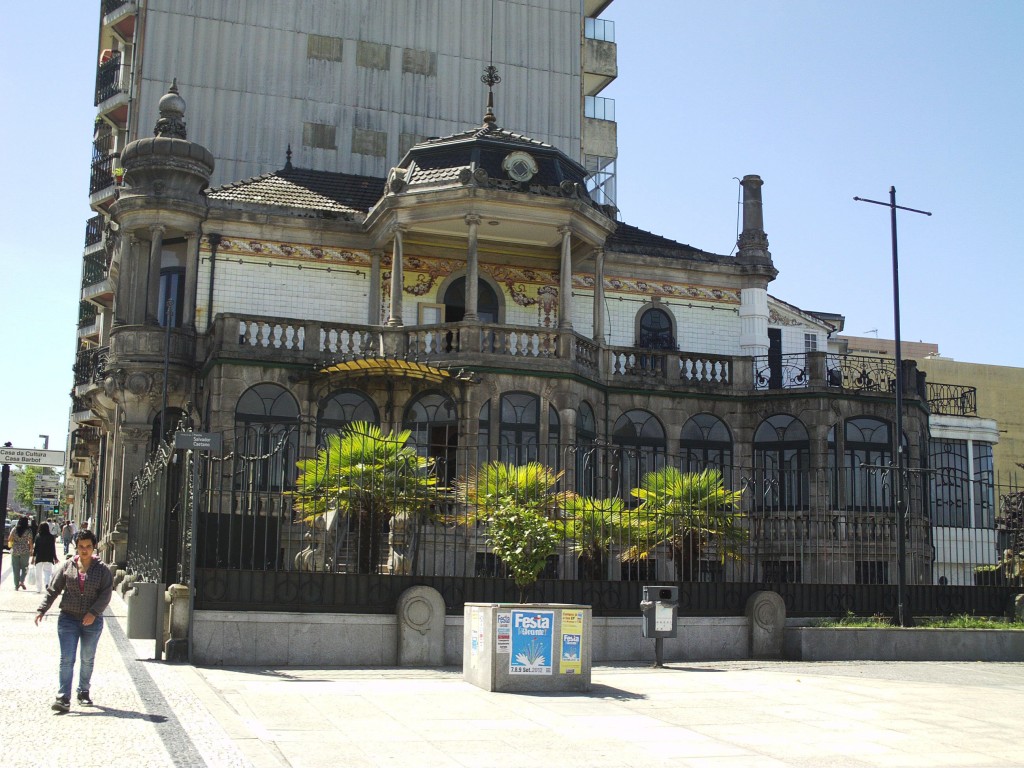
[4,556,1024,767]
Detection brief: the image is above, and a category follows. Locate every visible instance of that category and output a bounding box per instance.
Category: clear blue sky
[0,1,1021,454]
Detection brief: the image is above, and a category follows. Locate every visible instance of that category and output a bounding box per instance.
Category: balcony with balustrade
[95,50,129,126]
[102,0,137,41]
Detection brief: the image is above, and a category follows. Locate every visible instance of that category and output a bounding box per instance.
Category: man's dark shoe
[77,690,92,705]
[51,696,70,713]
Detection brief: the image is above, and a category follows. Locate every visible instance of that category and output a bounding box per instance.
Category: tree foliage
[625,467,746,581]
[562,496,627,581]
[290,422,441,573]
[456,461,574,600]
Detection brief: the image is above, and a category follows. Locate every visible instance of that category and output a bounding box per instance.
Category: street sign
[33,499,57,508]
[0,447,66,467]
[174,432,222,452]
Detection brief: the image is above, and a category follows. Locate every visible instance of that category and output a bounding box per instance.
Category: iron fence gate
[126,425,1023,618]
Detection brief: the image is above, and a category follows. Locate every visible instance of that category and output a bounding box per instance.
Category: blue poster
[509,609,554,675]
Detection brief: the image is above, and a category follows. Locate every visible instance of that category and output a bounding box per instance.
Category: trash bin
[640,585,678,666]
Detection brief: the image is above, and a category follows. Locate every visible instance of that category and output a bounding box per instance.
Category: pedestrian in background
[32,523,59,594]
[60,521,74,556]
[35,530,113,712]
[7,516,33,590]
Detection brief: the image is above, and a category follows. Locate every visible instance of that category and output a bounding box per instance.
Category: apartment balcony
[81,251,113,307]
[926,382,978,417]
[583,96,617,158]
[89,131,117,210]
[73,345,108,391]
[78,300,100,341]
[102,0,137,41]
[583,18,617,96]
[84,214,104,253]
[95,51,129,126]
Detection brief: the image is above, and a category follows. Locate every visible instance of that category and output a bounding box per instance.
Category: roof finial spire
[482,0,499,125]
[481,65,500,125]
[285,144,293,170]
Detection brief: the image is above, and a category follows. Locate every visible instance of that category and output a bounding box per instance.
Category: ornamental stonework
[201,236,372,267]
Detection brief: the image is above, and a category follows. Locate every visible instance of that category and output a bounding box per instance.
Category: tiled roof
[208,168,385,215]
[418,122,553,149]
[607,222,724,262]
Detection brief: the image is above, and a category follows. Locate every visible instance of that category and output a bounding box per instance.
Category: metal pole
[186,448,199,664]
[854,189,931,627]
[0,442,11,575]
[888,186,908,628]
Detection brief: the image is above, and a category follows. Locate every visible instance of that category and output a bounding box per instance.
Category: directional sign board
[0,447,66,467]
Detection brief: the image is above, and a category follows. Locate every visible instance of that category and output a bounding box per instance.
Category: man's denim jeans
[57,612,104,699]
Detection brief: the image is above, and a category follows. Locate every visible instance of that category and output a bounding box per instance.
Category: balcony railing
[584,95,615,121]
[78,301,98,328]
[927,382,978,416]
[95,51,123,105]
[82,252,107,289]
[584,17,615,42]
[73,346,108,388]
[85,214,104,247]
[215,315,948,403]
[90,131,115,194]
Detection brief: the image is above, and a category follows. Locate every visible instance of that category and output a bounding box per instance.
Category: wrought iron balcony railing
[78,300,98,328]
[90,131,115,194]
[84,214,104,248]
[927,382,978,416]
[95,51,123,105]
[73,346,108,388]
[826,354,898,392]
[82,252,107,289]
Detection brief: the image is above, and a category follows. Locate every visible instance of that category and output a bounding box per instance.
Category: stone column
[464,214,481,322]
[592,247,605,343]
[369,250,383,325]
[558,226,573,330]
[387,225,405,327]
[182,231,199,329]
[739,287,769,356]
[114,234,133,325]
[146,225,166,325]
[109,423,151,568]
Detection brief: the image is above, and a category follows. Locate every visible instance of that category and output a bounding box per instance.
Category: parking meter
[640,585,678,666]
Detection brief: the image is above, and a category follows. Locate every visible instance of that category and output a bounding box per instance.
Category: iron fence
[122,424,1023,616]
[95,51,123,105]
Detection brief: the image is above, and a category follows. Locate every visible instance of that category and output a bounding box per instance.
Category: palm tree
[625,467,745,581]
[456,461,574,600]
[291,422,441,573]
[562,496,627,580]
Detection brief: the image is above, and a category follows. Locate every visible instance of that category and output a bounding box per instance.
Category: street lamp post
[854,187,931,627]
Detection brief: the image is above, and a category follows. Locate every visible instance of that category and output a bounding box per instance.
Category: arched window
[680,413,733,473]
[499,392,539,464]
[753,415,809,511]
[316,389,378,442]
[234,383,300,493]
[150,407,188,451]
[404,391,458,483]
[443,275,500,323]
[843,417,892,512]
[637,306,675,350]
[612,409,666,501]
[576,401,598,495]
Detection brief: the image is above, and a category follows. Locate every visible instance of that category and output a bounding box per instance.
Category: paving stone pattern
[4,556,1024,767]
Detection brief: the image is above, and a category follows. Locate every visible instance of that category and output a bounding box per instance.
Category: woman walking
[32,522,60,593]
[35,530,113,712]
[7,516,33,590]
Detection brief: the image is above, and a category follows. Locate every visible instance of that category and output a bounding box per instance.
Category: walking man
[35,530,113,712]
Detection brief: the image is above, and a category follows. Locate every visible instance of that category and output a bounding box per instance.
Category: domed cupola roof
[382,67,606,215]
[118,80,214,196]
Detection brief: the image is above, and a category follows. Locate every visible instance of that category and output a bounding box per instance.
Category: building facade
[69,2,1016,609]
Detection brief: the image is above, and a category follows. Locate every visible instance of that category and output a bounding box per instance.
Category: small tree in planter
[291,422,441,574]
[456,461,573,601]
[624,467,746,581]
